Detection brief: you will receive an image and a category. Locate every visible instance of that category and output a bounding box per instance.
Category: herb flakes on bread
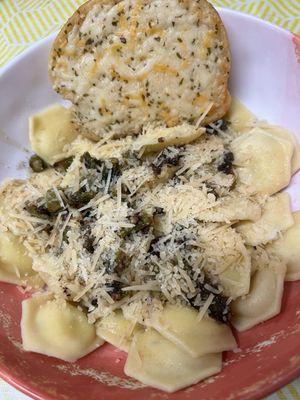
[49,0,231,139]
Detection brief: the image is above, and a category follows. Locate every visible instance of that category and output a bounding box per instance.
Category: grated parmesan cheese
[197,293,215,321]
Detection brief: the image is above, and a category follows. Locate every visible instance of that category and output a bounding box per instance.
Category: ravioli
[21,294,103,362]
[96,310,140,352]
[231,265,286,332]
[259,124,300,174]
[268,212,300,281]
[236,193,294,246]
[232,128,293,195]
[0,230,35,285]
[149,304,236,357]
[124,328,222,392]
[29,104,78,164]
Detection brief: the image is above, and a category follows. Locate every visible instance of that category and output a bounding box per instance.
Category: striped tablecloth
[0,1,299,399]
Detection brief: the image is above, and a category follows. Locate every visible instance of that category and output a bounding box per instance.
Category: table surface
[0,0,299,399]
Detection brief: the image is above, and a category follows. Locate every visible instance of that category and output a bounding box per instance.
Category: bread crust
[49,0,119,76]
[49,0,231,138]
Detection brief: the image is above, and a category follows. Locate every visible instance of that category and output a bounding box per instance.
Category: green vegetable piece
[46,189,64,213]
[120,212,153,238]
[29,154,48,173]
[132,213,153,233]
[62,226,70,243]
[24,203,50,219]
[53,156,74,172]
[81,152,102,169]
[67,190,95,208]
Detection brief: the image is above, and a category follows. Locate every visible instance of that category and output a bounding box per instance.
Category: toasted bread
[49,0,231,139]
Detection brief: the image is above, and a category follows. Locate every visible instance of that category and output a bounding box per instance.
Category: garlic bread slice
[49,0,231,139]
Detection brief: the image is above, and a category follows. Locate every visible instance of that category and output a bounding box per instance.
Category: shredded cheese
[197,293,215,321]
[0,113,263,327]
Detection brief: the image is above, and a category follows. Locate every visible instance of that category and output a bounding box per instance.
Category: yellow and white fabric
[0,0,299,399]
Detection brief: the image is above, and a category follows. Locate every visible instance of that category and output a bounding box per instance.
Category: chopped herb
[80,152,103,170]
[53,156,74,172]
[148,237,160,257]
[205,119,229,136]
[67,190,96,209]
[151,148,181,174]
[153,207,165,216]
[217,151,234,175]
[105,280,123,301]
[83,233,96,254]
[62,226,70,244]
[45,189,64,213]
[130,212,153,234]
[24,203,50,219]
[189,277,230,323]
[91,298,98,307]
